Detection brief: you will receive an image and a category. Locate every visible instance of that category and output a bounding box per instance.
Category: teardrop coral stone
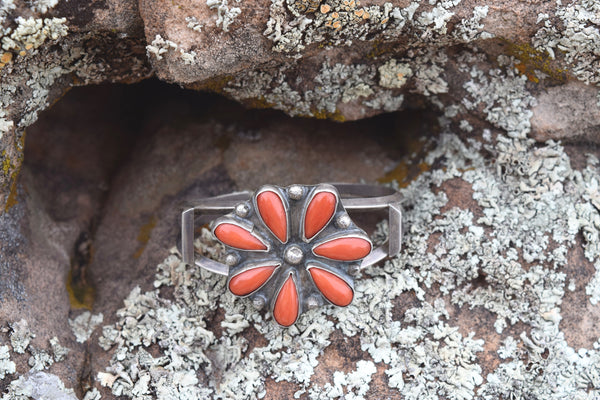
[273,276,298,327]
[309,268,353,306]
[229,265,277,296]
[257,190,287,242]
[214,223,267,251]
[313,237,372,261]
[304,191,337,239]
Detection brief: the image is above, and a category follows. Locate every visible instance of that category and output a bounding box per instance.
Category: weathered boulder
[2,0,600,209]
[1,0,600,399]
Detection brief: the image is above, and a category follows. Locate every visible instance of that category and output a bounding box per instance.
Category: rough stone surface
[2,0,600,209]
[1,0,600,398]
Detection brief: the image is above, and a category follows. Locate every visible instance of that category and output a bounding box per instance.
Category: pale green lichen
[461,54,537,139]
[0,0,16,24]
[49,337,69,363]
[308,360,377,400]
[0,345,16,380]
[146,34,178,61]
[68,311,103,343]
[378,59,412,89]
[9,319,34,354]
[533,0,600,86]
[0,109,13,141]
[1,321,74,399]
[30,0,59,14]
[1,371,77,400]
[206,0,242,32]
[1,17,68,52]
[452,5,493,42]
[185,16,203,32]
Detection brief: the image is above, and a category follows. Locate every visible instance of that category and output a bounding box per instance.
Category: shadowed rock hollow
[1,0,600,399]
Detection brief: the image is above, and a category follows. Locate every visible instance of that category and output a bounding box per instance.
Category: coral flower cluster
[211,184,372,326]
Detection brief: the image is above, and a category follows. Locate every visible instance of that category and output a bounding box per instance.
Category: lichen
[1,320,74,399]
[68,311,103,343]
[0,345,16,380]
[206,0,242,32]
[1,17,68,52]
[533,0,600,86]
[308,360,377,400]
[9,319,34,354]
[378,59,412,89]
[146,34,178,61]
[1,371,77,400]
[29,0,59,14]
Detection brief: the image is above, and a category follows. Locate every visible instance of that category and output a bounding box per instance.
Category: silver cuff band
[181,183,402,276]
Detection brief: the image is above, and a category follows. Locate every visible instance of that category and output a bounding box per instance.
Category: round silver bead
[336,213,352,229]
[283,245,304,265]
[348,264,361,276]
[225,254,238,266]
[306,296,320,310]
[235,203,250,218]
[252,296,266,310]
[287,185,304,200]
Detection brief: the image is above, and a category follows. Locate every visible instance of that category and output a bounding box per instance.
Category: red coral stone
[273,276,298,326]
[229,265,277,296]
[313,237,372,261]
[214,223,267,251]
[309,267,353,306]
[304,191,337,239]
[257,190,287,242]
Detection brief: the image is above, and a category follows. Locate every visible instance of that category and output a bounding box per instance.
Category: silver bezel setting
[300,184,339,243]
[226,261,281,298]
[253,185,290,244]
[181,183,403,327]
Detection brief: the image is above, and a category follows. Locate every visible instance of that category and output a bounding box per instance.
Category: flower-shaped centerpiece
[210,184,372,326]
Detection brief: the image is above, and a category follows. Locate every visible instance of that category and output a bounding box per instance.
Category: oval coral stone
[273,276,298,326]
[304,191,337,239]
[229,265,277,296]
[313,237,372,261]
[257,190,287,242]
[309,267,353,306]
[214,223,267,251]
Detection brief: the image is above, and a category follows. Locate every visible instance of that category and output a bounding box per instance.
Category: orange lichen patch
[229,265,277,296]
[19,51,26,56]
[381,17,389,24]
[1,52,12,63]
[273,276,298,326]
[330,11,339,19]
[320,4,331,13]
[304,191,337,239]
[503,40,567,84]
[133,216,157,259]
[25,44,33,50]
[257,190,288,242]
[313,237,372,261]
[354,9,364,17]
[214,223,267,251]
[309,267,353,306]
[332,21,342,30]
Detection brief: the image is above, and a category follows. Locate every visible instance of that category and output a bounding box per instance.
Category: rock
[530,80,600,143]
[1,0,600,398]
[2,0,600,209]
